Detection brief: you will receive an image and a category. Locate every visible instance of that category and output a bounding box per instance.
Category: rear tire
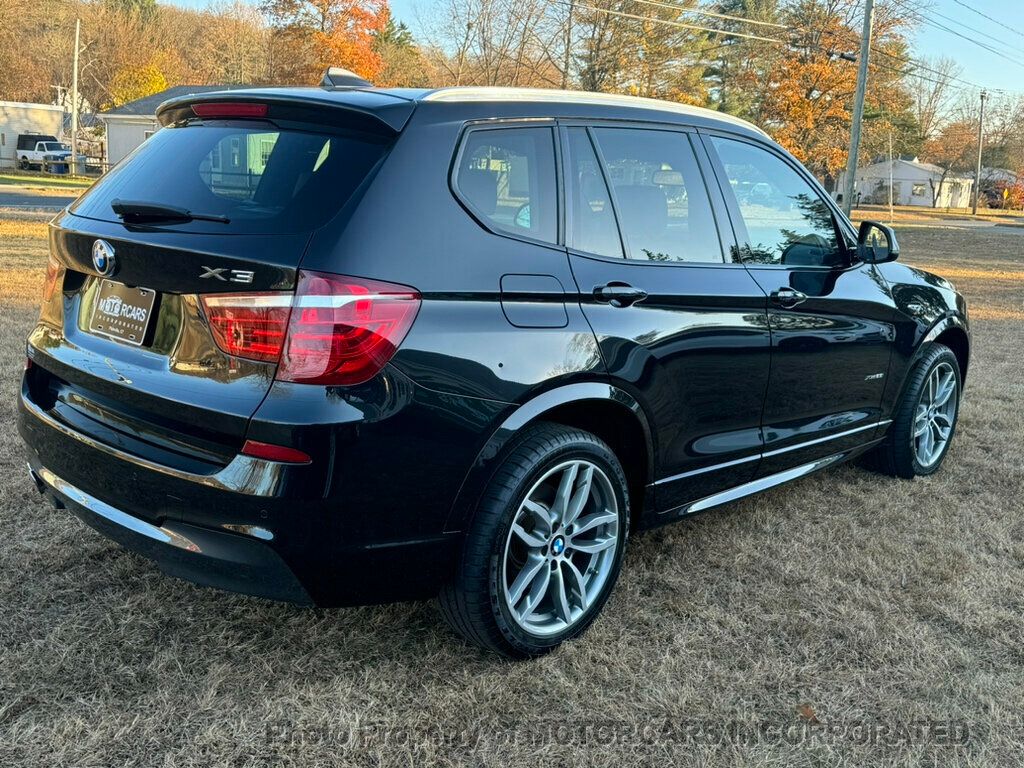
[872,344,961,478]
[19,157,29,170]
[438,422,629,658]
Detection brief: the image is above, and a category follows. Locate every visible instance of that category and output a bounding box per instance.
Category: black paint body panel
[18,87,969,605]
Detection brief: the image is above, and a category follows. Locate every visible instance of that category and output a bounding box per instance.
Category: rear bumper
[27,460,314,604]
[18,368,479,607]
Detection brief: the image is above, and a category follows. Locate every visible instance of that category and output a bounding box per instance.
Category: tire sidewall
[487,439,630,655]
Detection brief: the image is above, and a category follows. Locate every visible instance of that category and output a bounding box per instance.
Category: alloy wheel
[913,361,958,468]
[501,460,620,637]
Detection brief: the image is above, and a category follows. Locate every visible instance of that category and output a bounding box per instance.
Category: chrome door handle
[594,283,648,308]
[771,288,807,308]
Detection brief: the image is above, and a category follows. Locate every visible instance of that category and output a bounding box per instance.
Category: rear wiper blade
[111,199,230,224]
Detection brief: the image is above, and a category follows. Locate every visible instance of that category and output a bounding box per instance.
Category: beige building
[100,85,248,167]
[836,158,975,209]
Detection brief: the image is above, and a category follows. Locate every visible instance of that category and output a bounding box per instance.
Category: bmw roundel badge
[92,239,116,276]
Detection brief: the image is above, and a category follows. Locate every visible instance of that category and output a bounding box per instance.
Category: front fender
[443,382,654,533]
[885,312,970,418]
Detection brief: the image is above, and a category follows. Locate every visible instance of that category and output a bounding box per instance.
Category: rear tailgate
[25,93,405,475]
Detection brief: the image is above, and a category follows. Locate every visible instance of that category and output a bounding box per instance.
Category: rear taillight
[199,294,291,363]
[199,271,420,386]
[278,271,420,386]
[42,256,59,301]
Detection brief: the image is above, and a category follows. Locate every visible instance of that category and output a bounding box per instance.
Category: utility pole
[71,18,80,176]
[888,127,894,223]
[561,0,574,89]
[972,90,987,216]
[841,0,874,217]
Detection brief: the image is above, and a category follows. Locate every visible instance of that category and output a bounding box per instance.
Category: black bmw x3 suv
[20,84,969,658]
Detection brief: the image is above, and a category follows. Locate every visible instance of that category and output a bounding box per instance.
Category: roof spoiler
[320,67,372,89]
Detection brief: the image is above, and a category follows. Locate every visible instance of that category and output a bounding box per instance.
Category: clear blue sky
[164,0,1024,95]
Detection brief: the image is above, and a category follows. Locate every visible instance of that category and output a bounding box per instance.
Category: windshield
[71,123,392,234]
[42,142,68,151]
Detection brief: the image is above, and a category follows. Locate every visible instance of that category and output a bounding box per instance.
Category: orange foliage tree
[262,0,389,84]
[747,0,914,183]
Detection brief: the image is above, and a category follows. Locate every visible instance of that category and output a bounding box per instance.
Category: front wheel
[873,344,962,478]
[438,422,629,658]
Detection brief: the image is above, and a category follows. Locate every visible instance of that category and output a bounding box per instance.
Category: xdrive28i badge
[91,239,116,276]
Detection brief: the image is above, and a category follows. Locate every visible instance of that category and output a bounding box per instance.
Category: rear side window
[565,128,622,258]
[455,127,557,244]
[591,128,723,263]
[71,123,390,234]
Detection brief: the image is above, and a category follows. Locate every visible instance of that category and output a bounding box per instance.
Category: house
[835,158,975,209]
[0,101,65,170]
[99,85,251,166]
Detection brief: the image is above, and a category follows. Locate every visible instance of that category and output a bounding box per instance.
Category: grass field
[1,215,1022,766]
[0,172,95,189]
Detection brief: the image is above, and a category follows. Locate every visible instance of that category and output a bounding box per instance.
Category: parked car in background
[20,84,970,658]
[17,134,71,171]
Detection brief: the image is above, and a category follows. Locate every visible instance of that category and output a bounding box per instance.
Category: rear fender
[444,382,654,533]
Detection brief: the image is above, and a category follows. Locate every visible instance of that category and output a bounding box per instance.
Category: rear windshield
[72,123,391,234]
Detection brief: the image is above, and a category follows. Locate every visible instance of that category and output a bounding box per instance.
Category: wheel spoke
[512,523,547,549]
[914,417,930,437]
[552,463,579,522]
[522,499,553,536]
[934,371,956,406]
[518,564,551,621]
[569,510,617,538]
[563,465,594,527]
[919,424,934,462]
[507,554,546,606]
[551,566,573,623]
[564,560,589,612]
[570,535,616,554]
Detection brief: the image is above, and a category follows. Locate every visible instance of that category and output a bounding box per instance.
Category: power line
[888,0,1024,71]
[869,46,996,93]
[573,1,789,44]
[570,1,1009,98]
[664,1,788,30]
[950,0,1024,40]
[915,3,1024,58]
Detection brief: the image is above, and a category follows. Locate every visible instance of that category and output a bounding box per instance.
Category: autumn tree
[108,63,168,107]
[704,0,784,119]
[755,0,915,184]
[262,0,390,84]
[906,56,961,144]
[422,0,564,87]
[919,119,976,207]
[106,0,156,19]
[373,12,436,86]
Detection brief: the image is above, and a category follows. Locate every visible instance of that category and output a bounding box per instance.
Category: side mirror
[857,221,899,264]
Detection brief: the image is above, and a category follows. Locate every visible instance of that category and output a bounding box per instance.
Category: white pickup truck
[17,134,72,171]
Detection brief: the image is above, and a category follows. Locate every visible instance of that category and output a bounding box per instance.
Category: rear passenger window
[591,128,723,263]
[456,127,557,244]
[565,128,622,258]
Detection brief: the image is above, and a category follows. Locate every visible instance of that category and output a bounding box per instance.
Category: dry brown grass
[1,220,1022,766]
[0,216,50,307]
